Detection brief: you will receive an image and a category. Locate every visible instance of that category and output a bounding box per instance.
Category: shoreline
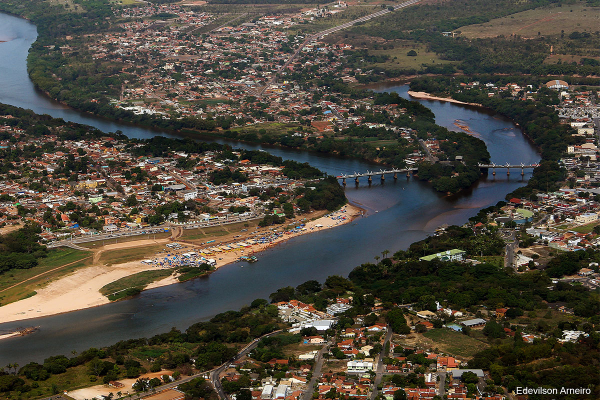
[0,204,363,326]
[407,91,484,108]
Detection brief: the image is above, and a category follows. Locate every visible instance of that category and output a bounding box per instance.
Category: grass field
[460,2,600,38]
[100,269,175,297]
[98,244,167,266]
[367,43,454,71]
[422,328,489,359]
[473,256,505,268]
[0,249,92,306]
[181,220,257,240]
[571,221,599,234]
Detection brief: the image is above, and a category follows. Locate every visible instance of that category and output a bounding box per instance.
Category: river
[0,13,540,364]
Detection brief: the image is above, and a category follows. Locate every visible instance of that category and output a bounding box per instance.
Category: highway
[46,213,262,248]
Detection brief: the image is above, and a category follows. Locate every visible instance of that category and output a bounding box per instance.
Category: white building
[347,360,373,374]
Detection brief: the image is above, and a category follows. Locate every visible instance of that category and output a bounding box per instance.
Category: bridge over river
[337,163,540,184]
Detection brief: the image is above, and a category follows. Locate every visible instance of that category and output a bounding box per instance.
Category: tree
[461,371,479,384]
[393,389,407,400]
[407,50,417,57]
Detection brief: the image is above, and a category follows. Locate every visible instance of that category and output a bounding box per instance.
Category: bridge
[478,163,540,176]
[336,168,418,184]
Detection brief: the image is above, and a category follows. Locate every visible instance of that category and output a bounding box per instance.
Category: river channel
[0,13,540,364]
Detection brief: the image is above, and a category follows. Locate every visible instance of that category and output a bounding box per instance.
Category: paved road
[438,371,446,397]
[370,326,393,400]
[418,139,439,163]
[301,344,329,400]
[503,230,517,269]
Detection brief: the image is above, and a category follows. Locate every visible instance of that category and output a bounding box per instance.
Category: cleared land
[98,244,167,266]
[422,329,489,358]
[367,43,453,70]
[459,2,600,38]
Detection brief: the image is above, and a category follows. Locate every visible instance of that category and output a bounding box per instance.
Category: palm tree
[374,255,380,263]
[13,363,18,374]
[5,364,11,374]
[382,249,390,259]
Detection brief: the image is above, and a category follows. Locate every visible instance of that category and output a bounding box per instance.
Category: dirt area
[68,371,175,400]
[518,245,553,268]
[0,224,21,235]
[145,389,186,400]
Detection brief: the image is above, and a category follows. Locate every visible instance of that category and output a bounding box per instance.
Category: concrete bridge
[478,163,540,176]
[336,168,418,184]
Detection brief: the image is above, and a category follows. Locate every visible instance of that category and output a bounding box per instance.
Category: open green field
[571,221,600,234]
[473,256,504,268]
[0,249,92,306]
[98,244,167,266]
[422,328,489,359]
[182,220,258,240]
[100,269,175,297]
[367,43,454,71]
[459,2,600,38]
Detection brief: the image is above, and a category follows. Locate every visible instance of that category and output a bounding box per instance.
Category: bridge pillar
[492,168,496,176]
[355,177,359,185]
[507,168,510,176]
[381,174,385,181]
[521,168,524,177]
[393,172,397,180]
[368,175,372,184]
[342,178,346,186]
[406,171,410,178]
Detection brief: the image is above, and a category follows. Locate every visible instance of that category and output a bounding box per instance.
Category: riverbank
[407,91,484,107]
[0,204,362,325]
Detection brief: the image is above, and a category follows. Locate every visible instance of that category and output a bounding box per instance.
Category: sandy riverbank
[0,204,362,325]
[408,91,483,107]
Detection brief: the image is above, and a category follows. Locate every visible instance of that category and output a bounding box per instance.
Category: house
[346,360,373,374]
[496,308,508,320]
[416,310,436,320]
[460,318,486,328]
[304,336,326,344]
[437,357,459,370]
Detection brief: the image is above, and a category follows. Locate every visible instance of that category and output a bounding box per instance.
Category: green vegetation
[100,269,174,298]
[0,248,92,306]
[177,264,214,282]
[98,245,166,266]
[0,224,47,274]
[422,329,489,358]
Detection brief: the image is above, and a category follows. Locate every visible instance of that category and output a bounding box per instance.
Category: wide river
[0,13,540,364]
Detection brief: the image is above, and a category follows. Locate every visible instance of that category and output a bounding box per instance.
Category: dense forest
[0,224,47,274]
